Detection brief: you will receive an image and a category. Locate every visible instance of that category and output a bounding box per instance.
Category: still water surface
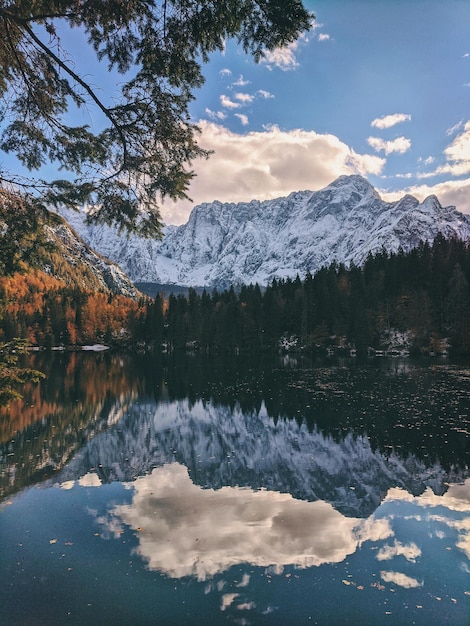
[1,352,469,625]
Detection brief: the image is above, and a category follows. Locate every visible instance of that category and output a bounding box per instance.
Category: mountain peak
[327,174,371,187]
[318,176,382,208]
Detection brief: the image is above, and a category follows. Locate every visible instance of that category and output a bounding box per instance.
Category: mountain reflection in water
[1,352,469,510]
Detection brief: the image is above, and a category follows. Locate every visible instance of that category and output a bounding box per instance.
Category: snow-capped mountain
[58,175,470,289]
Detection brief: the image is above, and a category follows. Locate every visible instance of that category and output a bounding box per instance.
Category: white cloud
[59,480,75,490]
[78,472,101,487]
[219,68,232,77]
[205,108,227,121]
[259,33,308,71]
[381,178,470,214]
[371,113,412,129]
[447,120,463,136]
[233,74,250,86]
[368,136,411,155]
[441,120,470,174]
[463,53,470,58]
[260,45,299,71]
[257,89,274,99]
[161,121,385,224]
[318,33,330,42]
[412,121,470,180]
[234,113,249,126]
[380,571,423,589]
[417,156,434,165]
[380,480,470,562]
[219,94,241,109]
[221,594,239,611]
[234,92,254,104]
[376,541,421,563]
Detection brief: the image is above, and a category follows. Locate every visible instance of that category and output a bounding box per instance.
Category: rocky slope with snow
[44,213,140,298]
[58,175,470,289]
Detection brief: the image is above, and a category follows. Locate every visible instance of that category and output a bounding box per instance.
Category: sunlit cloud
[220,95,241,109]
[257,89,274,99]
[221,594,239,611]
[78,472,101,487]
[234,92,254,104]
[428,515,470,558]
[382,480,470,561]
[219,68,232,77]
[441,120,470,174]
[380,178,470,214]
[259,33,308,71]
[376,541,421,562]
[367,136,411,155]
[237,574,250,588]
[103,463,392,581]
[411,121,470,180]
[417,156,435,165]
[59,480,75,490]
[233,74,250,87]
[234,113,249,126]
[318,33,330,42]
[384,481,470,511]
[380,571,423,589]
[161,121,385,224]
[205,108,227,121]
[260,45,299,71]
[371,113,412,129]
[447,120,463,136]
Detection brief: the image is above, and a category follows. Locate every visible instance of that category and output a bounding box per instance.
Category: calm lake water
[1,351,469,625]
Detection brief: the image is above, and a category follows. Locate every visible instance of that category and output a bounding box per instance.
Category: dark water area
[1,351,469,624]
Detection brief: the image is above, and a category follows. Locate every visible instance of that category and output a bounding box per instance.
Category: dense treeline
[138,234,470,356]
[2,234,470,356]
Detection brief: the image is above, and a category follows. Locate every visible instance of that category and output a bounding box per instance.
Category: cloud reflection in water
[99,462,393,580]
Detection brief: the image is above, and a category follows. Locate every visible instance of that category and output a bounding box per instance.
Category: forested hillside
[139,234,470,356]
[0,194,145,349]
[0,270,147,347]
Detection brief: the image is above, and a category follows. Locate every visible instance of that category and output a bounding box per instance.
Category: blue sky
[2,1,470,225]
[161,0,470,224]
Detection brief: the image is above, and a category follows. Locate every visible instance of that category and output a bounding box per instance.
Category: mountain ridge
[58,175,470,290]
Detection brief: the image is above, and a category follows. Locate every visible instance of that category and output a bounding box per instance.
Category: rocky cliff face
[58,175,470,289]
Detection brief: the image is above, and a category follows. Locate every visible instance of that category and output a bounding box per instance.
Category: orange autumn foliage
[0,269,146,346]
